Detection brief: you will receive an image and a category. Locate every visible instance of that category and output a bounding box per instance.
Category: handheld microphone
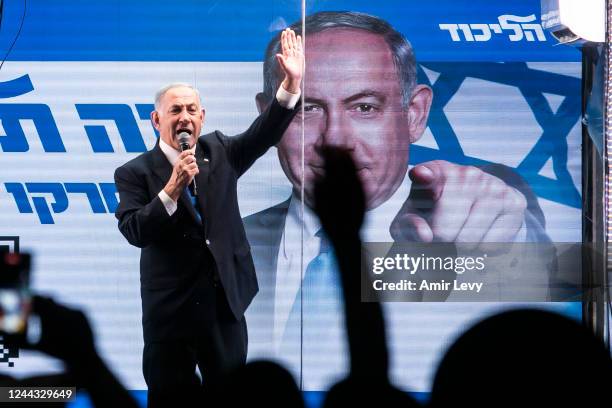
[177,132,197,196]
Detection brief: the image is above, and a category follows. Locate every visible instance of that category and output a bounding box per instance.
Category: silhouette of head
[216,360,304,408]
[430,309,612,407]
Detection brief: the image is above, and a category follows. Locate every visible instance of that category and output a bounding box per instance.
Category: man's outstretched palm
[276,28,303,91]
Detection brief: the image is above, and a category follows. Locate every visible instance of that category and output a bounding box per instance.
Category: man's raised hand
[276,28,303,94]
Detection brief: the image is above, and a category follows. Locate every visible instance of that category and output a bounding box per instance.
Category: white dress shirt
[274,176,412,349]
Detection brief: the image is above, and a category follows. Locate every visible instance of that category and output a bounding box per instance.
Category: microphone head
[177,132,191,151]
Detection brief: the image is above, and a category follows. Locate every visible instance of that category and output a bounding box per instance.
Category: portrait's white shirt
[273,174,413,349]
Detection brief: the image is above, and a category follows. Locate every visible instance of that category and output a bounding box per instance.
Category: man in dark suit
[114,28,303,408]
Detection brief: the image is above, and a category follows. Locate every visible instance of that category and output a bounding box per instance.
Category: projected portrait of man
[244,11,548,388]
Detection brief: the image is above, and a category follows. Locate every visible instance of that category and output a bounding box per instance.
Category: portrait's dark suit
[242,199,291,347]
[114,97,298,406]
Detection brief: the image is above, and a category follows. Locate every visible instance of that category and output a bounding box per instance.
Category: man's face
[152,86,204,150]
[266,28,430,209]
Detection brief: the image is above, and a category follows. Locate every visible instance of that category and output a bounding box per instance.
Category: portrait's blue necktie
[280,230,344,385]
[302,231,338,321]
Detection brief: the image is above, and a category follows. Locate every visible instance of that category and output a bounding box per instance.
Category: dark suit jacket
[114,98,298,342]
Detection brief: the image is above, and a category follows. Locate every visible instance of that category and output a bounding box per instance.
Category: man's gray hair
[262,11,417,108]
[154,83,202,110]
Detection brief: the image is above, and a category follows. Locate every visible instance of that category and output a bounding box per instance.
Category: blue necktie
[302,232,339,323]
[187,186,202,222]
[280,231,345,386]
